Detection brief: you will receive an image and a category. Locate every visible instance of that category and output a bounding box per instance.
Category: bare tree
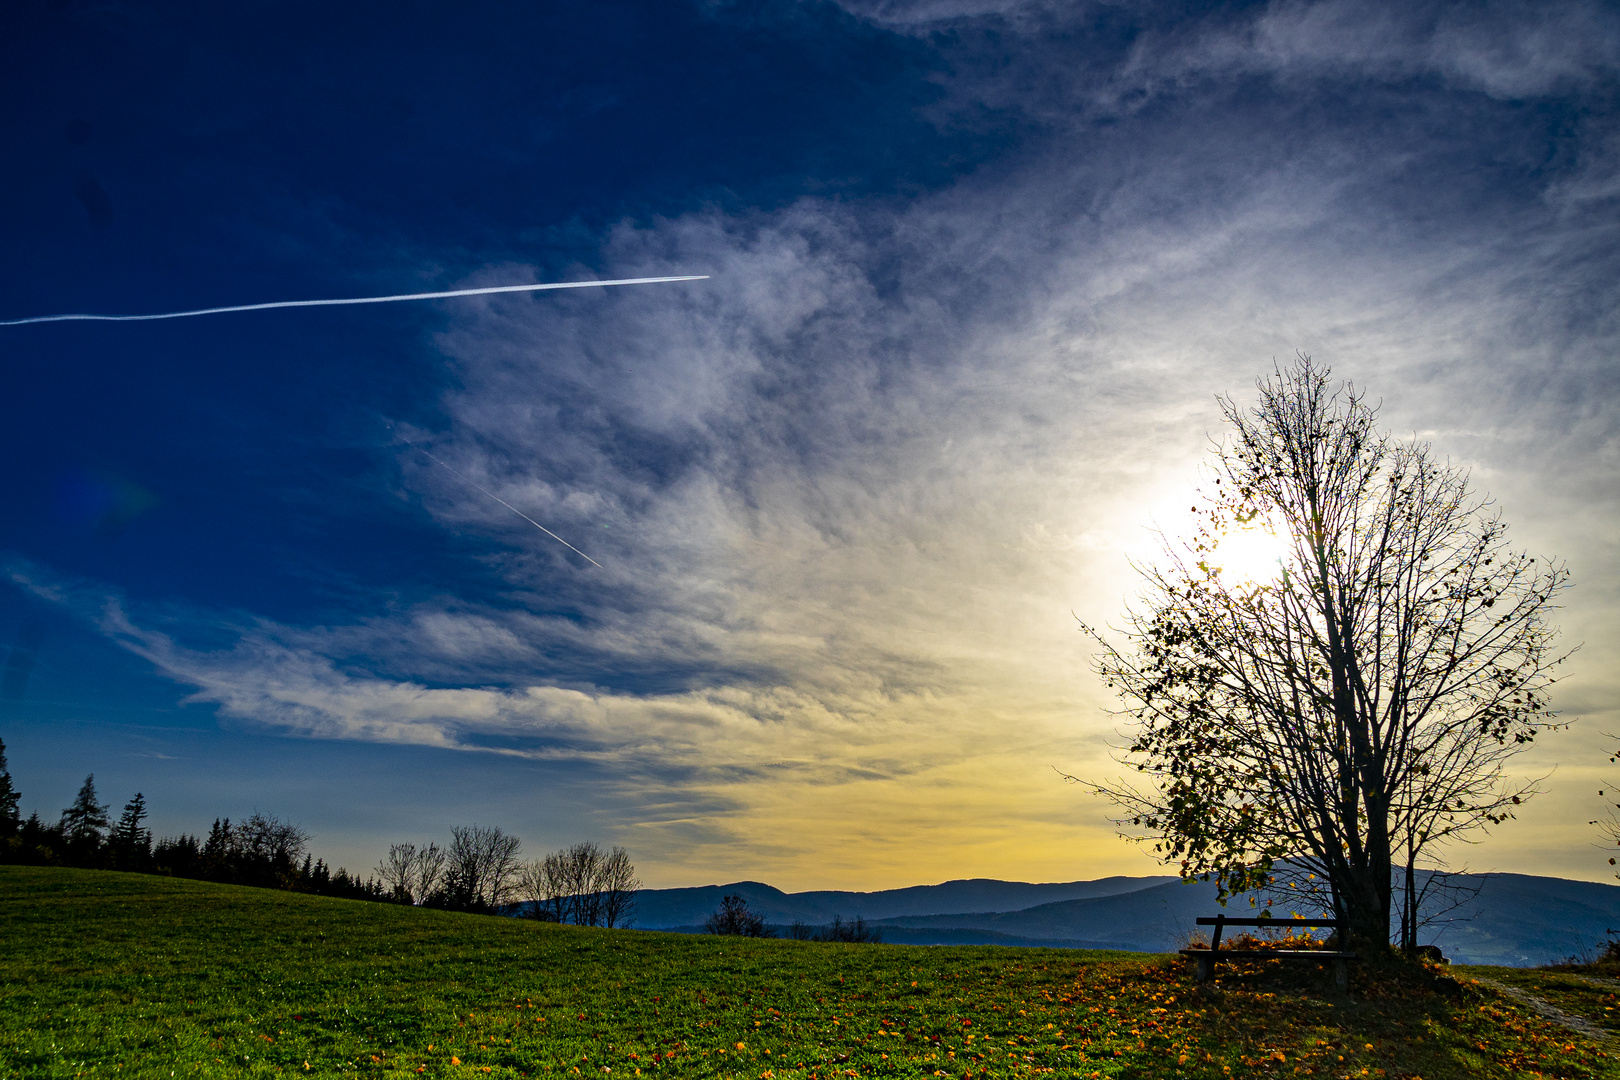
[442,825,522,911]
[1395,865,1482,953]
[415,842,448,901]
[706,894,771,937]
[1593,741,1620,880]
[234,813,312,888]
[376,842,447,905]
[517,841,640,928]
[1083,358,1571,952]
[595,845,640,929]
[237,813,310,865]
[517,856,564,922]
[377,844,413,902]
[817,914,880,943]
[553,842,600,926]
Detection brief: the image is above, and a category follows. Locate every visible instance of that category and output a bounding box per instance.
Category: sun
[1208,524,1292,587]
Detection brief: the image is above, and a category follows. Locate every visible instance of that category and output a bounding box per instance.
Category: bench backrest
[1195,915,1339,951]
[1194,917,1340,927]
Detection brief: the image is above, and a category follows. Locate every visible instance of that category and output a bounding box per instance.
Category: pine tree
[59,773,109,849]
[201,818,234,880]
[153,832,200,877]
[110,792,151,870]
[18,811,61,865]
[0,737,20,840]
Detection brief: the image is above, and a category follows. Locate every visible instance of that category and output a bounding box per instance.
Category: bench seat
[1179,949,1358,960]
[1182,916,1358,991]
[1179,948,1357,990]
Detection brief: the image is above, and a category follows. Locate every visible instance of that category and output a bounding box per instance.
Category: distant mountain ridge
[631,872,1620,966]
[630,875,1178,929]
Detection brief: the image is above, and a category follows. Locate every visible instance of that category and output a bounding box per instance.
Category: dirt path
[1471,976,1614,1044]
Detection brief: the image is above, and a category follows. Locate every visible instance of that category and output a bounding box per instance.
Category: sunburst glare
[1208,524,1292,587]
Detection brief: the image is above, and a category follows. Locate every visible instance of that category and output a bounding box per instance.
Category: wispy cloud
[1109,1,1620,100]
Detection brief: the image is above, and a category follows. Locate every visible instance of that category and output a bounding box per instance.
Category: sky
[0,0,1616,892]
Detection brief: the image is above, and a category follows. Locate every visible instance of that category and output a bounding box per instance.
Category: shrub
[706,894,772,937]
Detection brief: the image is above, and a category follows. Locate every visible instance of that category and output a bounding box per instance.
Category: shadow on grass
[1185,955,1617,1079]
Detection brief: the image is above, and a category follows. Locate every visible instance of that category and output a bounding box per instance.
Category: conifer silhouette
[110,792,151,869]
[60,774,109,846]
[0,738,20,839]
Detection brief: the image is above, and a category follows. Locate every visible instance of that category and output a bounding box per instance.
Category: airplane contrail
[0,274,709,326]
[398,437,603,570]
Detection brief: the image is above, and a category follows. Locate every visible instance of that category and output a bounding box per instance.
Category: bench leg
[1194,954,1214,984]
[1333,957,1348,993]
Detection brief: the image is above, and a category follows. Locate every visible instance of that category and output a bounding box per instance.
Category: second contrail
[398,437,603,570]
[0,274,709,327]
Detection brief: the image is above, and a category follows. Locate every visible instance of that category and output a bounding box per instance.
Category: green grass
[1456,966,1620,1037]
[2,867,1617,1080]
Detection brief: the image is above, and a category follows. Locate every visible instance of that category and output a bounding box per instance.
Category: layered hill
[629,874,1176,928]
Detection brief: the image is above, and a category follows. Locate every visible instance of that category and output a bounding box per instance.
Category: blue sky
[1,0,1617,890]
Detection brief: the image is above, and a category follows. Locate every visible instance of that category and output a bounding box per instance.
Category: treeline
[705,894,882,943]
[373,830,640,925]
[0,740,639,923]
[0,743,390,901]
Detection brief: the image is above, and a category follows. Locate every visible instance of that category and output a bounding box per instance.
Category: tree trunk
[1401,855,1417,952]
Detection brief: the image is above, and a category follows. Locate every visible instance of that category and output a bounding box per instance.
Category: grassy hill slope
[2,867,1616,1079]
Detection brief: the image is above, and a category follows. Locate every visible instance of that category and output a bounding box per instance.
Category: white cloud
[1158,0,1620,98]
[841,0,1619,119]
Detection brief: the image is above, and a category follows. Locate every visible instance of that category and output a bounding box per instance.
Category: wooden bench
[1180,916,1357,991]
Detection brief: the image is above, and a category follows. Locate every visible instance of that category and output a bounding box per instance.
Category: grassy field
[2,867,1616,1080]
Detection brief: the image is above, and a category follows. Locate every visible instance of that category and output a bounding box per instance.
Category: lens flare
[53,469,159,535]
